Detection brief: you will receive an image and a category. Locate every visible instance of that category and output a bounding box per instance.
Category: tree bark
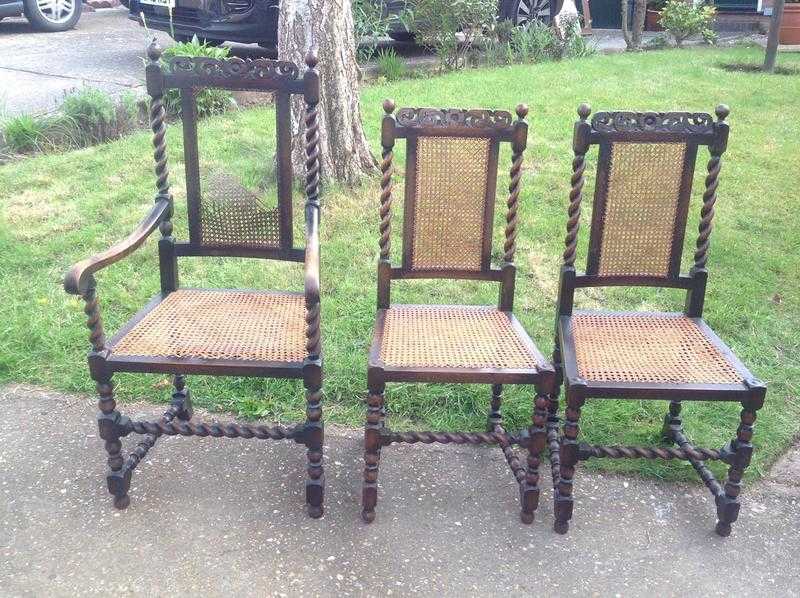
[631,0,647,48]
[621,0,633,47]
[279,0,377,185]
[764,0,785,72]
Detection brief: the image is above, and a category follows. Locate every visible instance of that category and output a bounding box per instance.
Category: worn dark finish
[361,100,556,525]
[552,103,766,537]
[63,40,325,518]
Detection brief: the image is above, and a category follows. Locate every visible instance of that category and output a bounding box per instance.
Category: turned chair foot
[113,494,131,510]
[361,508,376,524]
[553,519,569,535]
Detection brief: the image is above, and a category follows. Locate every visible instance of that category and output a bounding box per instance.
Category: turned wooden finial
[146,37,162,63]
[515,103,529,119]
[715,104,730,122]
[577,102,591,121]
[305,52,318,69]
[383,99,396,114]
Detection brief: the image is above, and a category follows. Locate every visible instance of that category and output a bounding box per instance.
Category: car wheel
[23,0,82,32]
[503,0,552,26]
[388,31,415,43]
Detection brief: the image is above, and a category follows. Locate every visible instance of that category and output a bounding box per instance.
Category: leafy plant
[61,87,116,144]
[160,36,234,117]
[2,114,49,153]
[484,19,593,66]
[375,48,409,80]
[353,0,394,63]
[403,0,496,70]
[660,0,717,47]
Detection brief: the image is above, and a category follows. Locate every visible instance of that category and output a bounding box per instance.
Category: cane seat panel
[595,142,687,278]
[111,289,307,363]
[569,312,743,385]
[199,171,281,249]
[376,305,546,371]
[409,136,491,272]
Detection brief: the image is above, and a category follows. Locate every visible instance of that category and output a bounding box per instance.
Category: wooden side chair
[361,101,556,524]
[552,104,767,536]
[63,41,326,518]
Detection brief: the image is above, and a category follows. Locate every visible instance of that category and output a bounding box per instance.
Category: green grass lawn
[1,46,798,481]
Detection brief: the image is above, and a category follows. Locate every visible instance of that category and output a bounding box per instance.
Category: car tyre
[500,0,552,26]
[23,0,82,32]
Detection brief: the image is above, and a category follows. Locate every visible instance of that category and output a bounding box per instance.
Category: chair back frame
[143,42,320,294]
[376,101,529,311]
[556,104,730,320]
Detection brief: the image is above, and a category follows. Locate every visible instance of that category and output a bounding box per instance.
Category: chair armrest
[64,198,171,296]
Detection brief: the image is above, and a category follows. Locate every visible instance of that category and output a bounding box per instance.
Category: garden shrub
[61,87,116,144]
[2,114,49,154]
[160,36,235,117]
[485,18,594,66]
[353,0,394,62]
[402,0,496,70]
[375,48,409,80]
[660,0,717,47]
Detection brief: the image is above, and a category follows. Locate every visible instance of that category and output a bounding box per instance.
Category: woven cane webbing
[410,136,491,271]
[570,312,743,385]
[379,306,543,370]
[596,142,687,277]
[112,289,307,362]
[199,172,281,248]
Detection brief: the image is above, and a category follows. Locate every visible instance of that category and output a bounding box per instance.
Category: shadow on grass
[717,62,800,76]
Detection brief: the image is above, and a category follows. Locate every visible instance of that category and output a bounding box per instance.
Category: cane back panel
[584,111,719,282]
[391,107,522,275]
[149,54,311,254]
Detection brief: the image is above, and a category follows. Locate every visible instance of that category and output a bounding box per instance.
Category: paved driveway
[0,8,275,115]
[2,384,800,596]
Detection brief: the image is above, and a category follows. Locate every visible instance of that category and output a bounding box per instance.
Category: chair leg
[716,400,760,537]
[361,383,385,523]
[487,384,503,431]
[661,400,682,443]
[304,379,324,519]
[521,392,548,524]
[554,392,584,534]
[95,377,132,510]
[171,374,193,421]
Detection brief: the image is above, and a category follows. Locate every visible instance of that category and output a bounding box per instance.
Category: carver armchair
[552,104,766,536]
[361,101,556,525]
[64,41,326,517]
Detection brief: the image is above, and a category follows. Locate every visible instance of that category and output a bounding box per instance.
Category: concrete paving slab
[1,383,798,597]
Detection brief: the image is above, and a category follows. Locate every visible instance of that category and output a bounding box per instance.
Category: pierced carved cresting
[591,111,715,134]
[396,107,513,129]
[164,56,300,83]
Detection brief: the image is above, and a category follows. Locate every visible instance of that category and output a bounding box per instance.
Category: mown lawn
[1,46,798,480]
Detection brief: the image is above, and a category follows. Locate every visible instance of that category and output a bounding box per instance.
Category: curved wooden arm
[64,198,171,296]
[304,203,321,359]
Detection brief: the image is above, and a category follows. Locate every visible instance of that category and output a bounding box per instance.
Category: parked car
[129,0,279,48]
[129,0,551,49]
[0,0,82,31]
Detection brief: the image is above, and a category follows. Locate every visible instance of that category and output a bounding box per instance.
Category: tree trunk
[279,0,377,185]
[764,0,786,72]
[621,0,633,47]
[631,0,647,48]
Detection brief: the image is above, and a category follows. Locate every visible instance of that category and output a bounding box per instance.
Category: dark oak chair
[552,104,766,536]
[361,101,556,524]
[63,41,326,518]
